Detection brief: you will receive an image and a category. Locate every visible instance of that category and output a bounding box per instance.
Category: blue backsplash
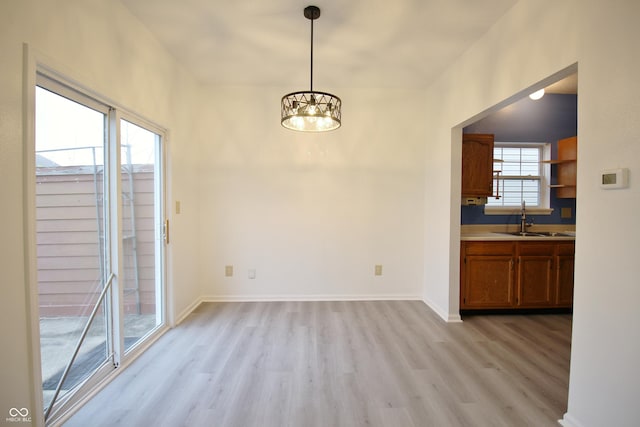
[462,93,577,225]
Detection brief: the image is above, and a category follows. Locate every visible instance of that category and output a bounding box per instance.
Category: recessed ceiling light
[529,88,545,100]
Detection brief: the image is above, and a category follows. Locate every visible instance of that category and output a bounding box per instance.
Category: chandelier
[281,6,341,132]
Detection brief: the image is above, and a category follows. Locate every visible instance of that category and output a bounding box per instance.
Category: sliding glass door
[35,76,166,422]
[119,119,164,352]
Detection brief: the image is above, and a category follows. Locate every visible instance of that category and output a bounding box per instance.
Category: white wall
[422,0,640,425]
[197,85,426,300]
[566,1,640,426]
[0,0,202,424]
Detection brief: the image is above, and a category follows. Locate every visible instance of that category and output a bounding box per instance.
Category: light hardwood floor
[64,301,571,427]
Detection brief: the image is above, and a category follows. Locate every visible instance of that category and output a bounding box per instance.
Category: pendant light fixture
[281,5,341,132]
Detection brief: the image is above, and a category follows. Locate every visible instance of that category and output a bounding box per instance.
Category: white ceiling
[121,0,518,89]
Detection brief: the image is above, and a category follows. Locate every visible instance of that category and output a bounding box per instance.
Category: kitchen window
[485,143,551,213]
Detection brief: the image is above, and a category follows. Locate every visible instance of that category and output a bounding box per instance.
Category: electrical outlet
[225,265,233,277]
[248,269,256,279]
[375,265,383,276]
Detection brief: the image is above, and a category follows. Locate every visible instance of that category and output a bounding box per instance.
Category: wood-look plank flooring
[64,301,571,427]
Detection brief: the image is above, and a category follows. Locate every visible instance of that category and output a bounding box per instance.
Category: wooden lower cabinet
[516,242,555,307]
[461,240,574,311]
[464,254,514,308]
[555,242,575,307]
[461,241,515,309]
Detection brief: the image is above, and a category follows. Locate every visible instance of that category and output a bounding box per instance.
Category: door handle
[163,219,169,244]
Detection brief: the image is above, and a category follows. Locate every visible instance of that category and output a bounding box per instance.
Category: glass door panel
[120,119,164,352]
[35,86,110,412]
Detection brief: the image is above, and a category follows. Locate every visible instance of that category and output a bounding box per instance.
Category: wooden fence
[36,165,157,317]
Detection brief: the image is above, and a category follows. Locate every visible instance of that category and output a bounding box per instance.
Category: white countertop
[460,224,576,241]
[461,232,575,241]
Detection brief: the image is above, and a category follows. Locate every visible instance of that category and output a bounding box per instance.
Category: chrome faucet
[520,200,533,233]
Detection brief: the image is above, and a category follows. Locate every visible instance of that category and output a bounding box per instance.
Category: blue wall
[462,93,577,225]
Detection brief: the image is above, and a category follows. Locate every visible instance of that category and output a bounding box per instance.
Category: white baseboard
[200,294,422,303]
[176,295,460,329]
[558,413,585,427]
[422,297,462,323]
[174,297,204,325]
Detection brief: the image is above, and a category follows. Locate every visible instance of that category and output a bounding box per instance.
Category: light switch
[175,201,181,214]
[375,265,383,276]
[225,265,233,277]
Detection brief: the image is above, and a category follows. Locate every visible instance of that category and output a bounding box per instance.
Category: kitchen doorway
[457,65,578,315]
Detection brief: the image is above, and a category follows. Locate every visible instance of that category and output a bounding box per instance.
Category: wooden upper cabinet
[462,133,494,197]
[555,136,577,198]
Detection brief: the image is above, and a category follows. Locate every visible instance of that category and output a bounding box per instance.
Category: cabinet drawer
[557,241,575,256]
[463,241,514,256]
[517,241,556,256]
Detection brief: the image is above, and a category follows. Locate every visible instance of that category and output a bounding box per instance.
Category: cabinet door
[462,255,514,308]
[555,242,575,306]
[516,242,555,307]
[462,134,494,197]
[517,255,554,306]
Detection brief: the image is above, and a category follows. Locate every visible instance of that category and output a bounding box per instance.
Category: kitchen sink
[504,231,574,237]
